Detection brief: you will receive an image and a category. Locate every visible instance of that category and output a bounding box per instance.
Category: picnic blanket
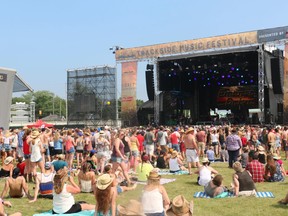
[158,170,189,175]
[33,210,95,216]
[136,178,176,185]
[193,191,275,198]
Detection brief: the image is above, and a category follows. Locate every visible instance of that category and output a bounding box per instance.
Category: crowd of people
[0,124,287,215]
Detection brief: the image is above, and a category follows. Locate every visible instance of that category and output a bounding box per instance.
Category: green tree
[12,91,66,119]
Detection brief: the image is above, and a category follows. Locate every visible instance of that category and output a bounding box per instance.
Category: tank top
[169,157,180,172]
[112,139,124,157]
[130,139,138,151]
[236,170,256,191]
[80,179,92,193]
[76,139,84,150]
[142,188,164,214]
[30,139,42,162]
[40,173,54,195]
[122,136,130,153]
[198,166,212,186]
[53,184,75,214]
[65,137,73,151]
[23,138,30,155]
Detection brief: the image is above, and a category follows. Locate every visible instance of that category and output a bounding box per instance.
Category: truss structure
[67,66,117,127]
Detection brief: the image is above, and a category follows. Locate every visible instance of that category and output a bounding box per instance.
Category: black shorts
[52,203,82,214]
[76,150,84,154]
[54,149,63,155]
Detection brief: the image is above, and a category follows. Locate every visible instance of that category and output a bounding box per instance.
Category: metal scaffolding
[67,66,117,127]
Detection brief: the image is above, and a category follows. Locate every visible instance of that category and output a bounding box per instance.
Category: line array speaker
[145,70,155,101]
[271,57,283,94]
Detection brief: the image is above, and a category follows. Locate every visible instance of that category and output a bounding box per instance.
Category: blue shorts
[66,147,75,154]
[117,185,123,194]
[111,156,123,163]
[24,154,31,159]
[172,144,180,152]
[131,150,139,157]
[4,144,11,152]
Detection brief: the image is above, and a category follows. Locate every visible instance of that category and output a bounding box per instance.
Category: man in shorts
[196,128,206,158]
[183,127,199,175]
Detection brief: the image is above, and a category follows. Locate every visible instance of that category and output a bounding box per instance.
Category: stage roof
[13,73,33,93]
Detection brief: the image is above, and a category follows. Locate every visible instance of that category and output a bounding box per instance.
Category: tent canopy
[13,73,33,93]
[27,119,54,128]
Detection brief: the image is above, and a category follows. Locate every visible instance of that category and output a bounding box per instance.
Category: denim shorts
[111,156,123,163]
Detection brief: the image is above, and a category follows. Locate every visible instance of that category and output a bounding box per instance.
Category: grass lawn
[1,157,288,216]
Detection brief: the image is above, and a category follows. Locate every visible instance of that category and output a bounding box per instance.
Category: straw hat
[147,171,161,180]
[201,157,209,164]
[84,131,91,136]
[117,200,145,216]
[257,146,265,152]
[57,154,65,160]
[31,130,40,139]
[96,174,114,190]
[172,151,178,158]
[166,195,193,216]
[185,127,194,134]
[4,156,14,165]
[272,153,281,160]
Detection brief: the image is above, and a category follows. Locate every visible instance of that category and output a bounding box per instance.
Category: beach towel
[193,191,275,198]
[33,210,95,216]
[136,178,176,185]
[158,170,189,175]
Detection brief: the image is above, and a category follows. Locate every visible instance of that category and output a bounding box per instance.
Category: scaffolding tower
[67,66,118,127]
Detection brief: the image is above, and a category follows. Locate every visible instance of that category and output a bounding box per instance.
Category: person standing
[196,128,206,158]
[267,127,276,153]
[144,128,155,161]
[156,126,168,152]
[225,128,242,168]
[183,127,199,174]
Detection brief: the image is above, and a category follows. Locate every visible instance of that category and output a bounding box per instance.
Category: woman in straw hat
[0,156,14,178]
[166,195,193,216]
[29,130,45,176]
[232,161,256,197]
[195,157,218,186]
[53,168,95,214]
[141,171,170,216]
[94,173,117,216]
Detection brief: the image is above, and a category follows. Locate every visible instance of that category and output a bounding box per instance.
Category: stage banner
[0,68,16,130]
[116,31,257,61]
[283,32,288,123]
[257,26,288,43]
[121,61,138,124]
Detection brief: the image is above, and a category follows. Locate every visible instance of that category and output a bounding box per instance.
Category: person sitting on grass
[169,151,187,173]
[245,150,264,183]
[1,168,31,199]
[206,146,215,162]
[104,164,137,195]
[136,154,154,182]
[29,162,55,203]
[94,173,117,216]
[52,168,95,214]
[141,171,170,215]
[0,198,22,216]
[195,157,218,186]
[264,154,285,182]
[156,150,167,169]
[204,174,227,198]
[16,157,26,177]
[77,162,96,193]
[52,154,68,172]
[220,145,229,162]
[0,156,14,178]
[232,161,256,197]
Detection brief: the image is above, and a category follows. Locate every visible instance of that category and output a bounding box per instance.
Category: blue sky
[1,0,287,101]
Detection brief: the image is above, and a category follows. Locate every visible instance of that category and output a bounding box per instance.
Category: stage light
[250,80,254,83]
[231,67,235,71]
[228,63,232,65]
[236,68,240,71]
[214,64,217,67]
[194,78,197,81]
[227,75,231,78]
[221,75,225,78]
[198,66,201,68]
